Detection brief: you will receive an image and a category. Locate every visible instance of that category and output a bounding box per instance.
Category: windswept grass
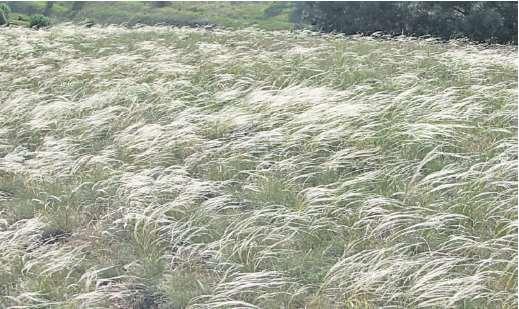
[0,24,517,308]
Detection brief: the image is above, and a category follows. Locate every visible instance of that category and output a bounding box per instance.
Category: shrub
[150,1,171,8]
[292,1,518,44]
[0,3,10,25]
[29,14,50,29]
[263,2,291,18]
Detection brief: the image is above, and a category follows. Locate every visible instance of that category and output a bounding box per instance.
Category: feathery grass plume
[0,23,516,308]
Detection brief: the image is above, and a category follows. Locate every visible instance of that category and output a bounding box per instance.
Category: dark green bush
[292,2,518,44]
[29,14,49,28]
[150,1,171,8]
[0,3,11,25]
[263,2,291,18]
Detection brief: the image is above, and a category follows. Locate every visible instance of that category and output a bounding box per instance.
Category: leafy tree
[0,3,10,25]
[43,1,53,16]
[70,1,85,17]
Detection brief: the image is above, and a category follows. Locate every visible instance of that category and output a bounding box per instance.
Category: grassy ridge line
[5,1,294,30]
[0,25,517,308]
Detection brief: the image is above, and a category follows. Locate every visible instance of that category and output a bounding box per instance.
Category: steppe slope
[0,25,517,308]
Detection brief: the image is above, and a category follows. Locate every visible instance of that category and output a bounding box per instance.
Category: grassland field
[0,23,517,308]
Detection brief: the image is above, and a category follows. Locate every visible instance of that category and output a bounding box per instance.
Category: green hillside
[5,1,294,30]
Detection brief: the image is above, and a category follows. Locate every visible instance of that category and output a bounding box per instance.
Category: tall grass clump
[0,24,516,308]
